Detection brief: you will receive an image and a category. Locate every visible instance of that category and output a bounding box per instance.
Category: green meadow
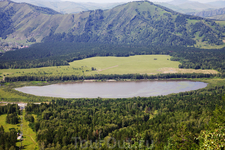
[0,114,20,132]
[71,55,177,75]
[0,112,38,150]
[0,55,218,81]
[21,111,38,150]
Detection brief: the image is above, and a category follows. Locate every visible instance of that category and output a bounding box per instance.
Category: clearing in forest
[69,55,218,75]
[0,55,218,80]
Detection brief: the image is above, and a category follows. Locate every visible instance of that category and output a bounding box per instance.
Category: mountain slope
[188,7,225,20]
[177,2,216,12]
[156,0,217,14]
[12,0,122,14]
[155,2,195,14]
[1,0,225,47]
[0,0,60,39]
[208,14,225,20]
[207,1,225,8]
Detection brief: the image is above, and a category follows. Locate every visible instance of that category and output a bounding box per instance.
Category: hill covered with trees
[23,88,225,149]
[0,0,225,47]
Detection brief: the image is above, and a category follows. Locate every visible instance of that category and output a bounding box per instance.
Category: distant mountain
[156,0,217,14]
[208,14,225,20]
[207,1,225,8]
[177,2,217,12]
[12,0,122,14]
[167,0,189,6]
[188,7,225,19]
[155,2,194,13]
[1,0,225,47]
[164,1,225,20]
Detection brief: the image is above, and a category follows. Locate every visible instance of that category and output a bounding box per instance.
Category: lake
[15,80,207,98]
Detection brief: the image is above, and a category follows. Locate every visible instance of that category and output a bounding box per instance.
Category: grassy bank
[0,81,56,102]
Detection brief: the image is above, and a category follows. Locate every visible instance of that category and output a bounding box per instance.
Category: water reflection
[15,81,207,98]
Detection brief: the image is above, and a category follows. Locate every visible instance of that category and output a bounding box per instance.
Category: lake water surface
[15,80,207,98]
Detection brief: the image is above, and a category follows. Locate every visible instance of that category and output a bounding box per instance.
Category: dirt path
[98,65,119,72]
[30,135,36,144]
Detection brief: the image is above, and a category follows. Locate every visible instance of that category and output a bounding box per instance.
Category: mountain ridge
[11,0,123,14]
[155,0,218,14]
[0,0,225,47]
[207,1,225,8]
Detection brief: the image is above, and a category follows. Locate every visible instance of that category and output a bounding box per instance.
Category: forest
[0,104,20,150]
[4,72,220,82]
[1,42,225,74]
[20,84,225,149]
[1,81,225,149]
[1,42,225,149]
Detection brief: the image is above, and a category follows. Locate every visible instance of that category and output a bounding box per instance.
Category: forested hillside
[23,85,225,149]
[0,0,225,47]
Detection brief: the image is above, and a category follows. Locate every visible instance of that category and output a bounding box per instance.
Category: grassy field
[22,111,38,150]
[0,55,218,81]
[0,65,86,80]
[71,55,178,75]
[0,114,20,132]
[0,114,23,149]
[216,21,225,26]
[0,112,38,150]
[69,55,218,75]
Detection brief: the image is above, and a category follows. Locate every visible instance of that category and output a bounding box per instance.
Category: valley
[1,0,225,149]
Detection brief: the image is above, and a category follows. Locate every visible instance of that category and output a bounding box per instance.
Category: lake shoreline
[1,78,204,88]
[59,78,205,85]
[15,80,208,99]
[1,77,218,103]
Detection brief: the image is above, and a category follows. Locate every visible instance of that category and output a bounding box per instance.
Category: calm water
[15,81,207,98]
